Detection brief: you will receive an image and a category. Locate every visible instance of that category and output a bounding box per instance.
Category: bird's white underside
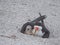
[25,25,45,37]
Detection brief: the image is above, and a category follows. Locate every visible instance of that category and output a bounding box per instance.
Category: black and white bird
[20,13,50,38]
[20,22,50,38]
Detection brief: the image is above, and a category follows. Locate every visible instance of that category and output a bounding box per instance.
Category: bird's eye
[27,29,29,30]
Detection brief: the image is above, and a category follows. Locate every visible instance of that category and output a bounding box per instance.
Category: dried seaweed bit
[10,35,16,39]
[28,19,31,21]
[0,35,17,39]
[0,35,11,38]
